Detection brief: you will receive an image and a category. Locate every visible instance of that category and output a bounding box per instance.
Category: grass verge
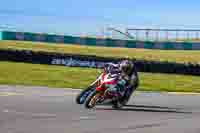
[1,40,200,64]
[0,61,200,92]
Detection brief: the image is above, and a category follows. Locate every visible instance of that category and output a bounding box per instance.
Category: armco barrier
[2,31,200,50]
[0,32,2,40]
[0,49,200,76]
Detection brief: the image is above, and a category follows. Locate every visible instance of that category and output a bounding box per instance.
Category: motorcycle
[83,67,135,109]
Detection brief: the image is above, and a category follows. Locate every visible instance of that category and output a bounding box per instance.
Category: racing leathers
[104,61,139,99]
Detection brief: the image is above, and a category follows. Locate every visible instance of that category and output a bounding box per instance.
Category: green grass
[0,61,200,92]
[1,40,200,63]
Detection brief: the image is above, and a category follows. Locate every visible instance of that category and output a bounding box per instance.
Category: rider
[105,59,139,102]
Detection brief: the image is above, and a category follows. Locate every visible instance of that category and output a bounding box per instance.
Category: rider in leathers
[104,60,139,103]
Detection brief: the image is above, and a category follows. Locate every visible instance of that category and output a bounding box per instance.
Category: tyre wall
[0,49,200,76]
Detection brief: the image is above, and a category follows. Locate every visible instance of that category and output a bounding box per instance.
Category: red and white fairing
[96,70,118,91]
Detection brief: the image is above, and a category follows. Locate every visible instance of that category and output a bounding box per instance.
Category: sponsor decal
[51,57,110,68]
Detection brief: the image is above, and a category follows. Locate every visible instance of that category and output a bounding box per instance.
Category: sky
[0,0,200,36]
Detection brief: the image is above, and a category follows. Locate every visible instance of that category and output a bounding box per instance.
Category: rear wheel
[85,91,101,109]
[112,100,123,109]
[120,86,136,106]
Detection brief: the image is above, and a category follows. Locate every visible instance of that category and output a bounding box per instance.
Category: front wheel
[76,87,94,104]
[84,91,101,109]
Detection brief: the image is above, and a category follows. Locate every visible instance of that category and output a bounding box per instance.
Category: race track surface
[0,85,200,133]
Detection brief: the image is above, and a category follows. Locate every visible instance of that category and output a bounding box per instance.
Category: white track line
[2,109,57,117]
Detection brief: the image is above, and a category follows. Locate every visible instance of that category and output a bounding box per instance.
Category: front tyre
[76,87,93,104]
[84,91,101,109]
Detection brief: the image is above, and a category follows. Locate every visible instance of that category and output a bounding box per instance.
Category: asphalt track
[0,86,200,133]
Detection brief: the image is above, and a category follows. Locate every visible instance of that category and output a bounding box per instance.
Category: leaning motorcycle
[84,67,134,109]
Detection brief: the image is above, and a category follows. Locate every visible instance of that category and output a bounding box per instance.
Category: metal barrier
[0,32,2,40]
[1,31,200,50]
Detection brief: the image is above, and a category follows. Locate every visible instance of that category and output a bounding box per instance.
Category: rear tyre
[120,86,136,106]
[112,100,123,109]
[84,91,100,109]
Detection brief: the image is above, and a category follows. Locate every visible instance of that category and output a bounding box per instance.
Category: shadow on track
[97,104,192,114]
[125,104,180,110]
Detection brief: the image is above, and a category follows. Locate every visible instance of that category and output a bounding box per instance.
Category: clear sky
[0,0,200,36]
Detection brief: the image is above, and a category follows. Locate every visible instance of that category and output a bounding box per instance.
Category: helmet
[119,60,134,75]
